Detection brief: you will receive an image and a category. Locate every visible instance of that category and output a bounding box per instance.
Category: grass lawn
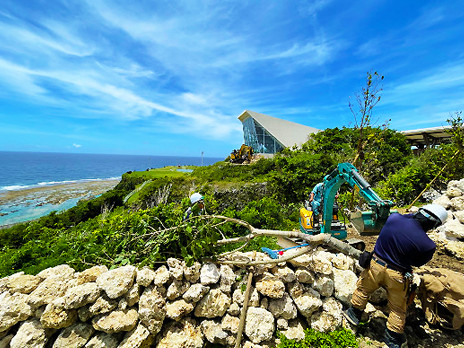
[128,166,195,179]
[124,166,194,204]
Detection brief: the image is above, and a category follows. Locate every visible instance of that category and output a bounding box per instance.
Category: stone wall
[429,178,464,259]
[0,249,376,348]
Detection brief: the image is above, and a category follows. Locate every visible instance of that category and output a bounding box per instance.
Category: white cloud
[73,143,82,148]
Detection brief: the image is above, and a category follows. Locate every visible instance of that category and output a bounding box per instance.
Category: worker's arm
[309,192,314,202]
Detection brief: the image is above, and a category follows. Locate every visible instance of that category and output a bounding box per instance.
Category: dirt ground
[346,226,464,274]
[345,225,464,348]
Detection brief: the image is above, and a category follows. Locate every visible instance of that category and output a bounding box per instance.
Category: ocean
[0,151,222,191]
[0,151,223,226]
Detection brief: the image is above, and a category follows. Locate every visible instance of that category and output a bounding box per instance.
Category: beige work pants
[351,258,409,333]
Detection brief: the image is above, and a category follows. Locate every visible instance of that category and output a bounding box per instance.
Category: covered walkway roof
[401,125,452,148]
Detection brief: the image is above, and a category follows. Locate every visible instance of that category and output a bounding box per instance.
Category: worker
[183,192,205,221]
[308,179,338,219]
[343,204,448,348]
[308,181,324,216]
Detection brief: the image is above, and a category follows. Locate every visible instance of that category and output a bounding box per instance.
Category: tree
[446,111,464,152]
[349,71,386,169]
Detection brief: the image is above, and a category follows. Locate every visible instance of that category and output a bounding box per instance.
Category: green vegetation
[1,121,463,277]
[276,327,358,348]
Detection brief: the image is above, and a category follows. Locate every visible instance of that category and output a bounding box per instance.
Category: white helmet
[420,204,448,227]
[190,192,204,204]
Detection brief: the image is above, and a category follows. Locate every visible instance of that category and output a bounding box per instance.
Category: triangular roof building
[238,110,320,154]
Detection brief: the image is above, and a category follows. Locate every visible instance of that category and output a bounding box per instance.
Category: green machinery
[300,162,395,241]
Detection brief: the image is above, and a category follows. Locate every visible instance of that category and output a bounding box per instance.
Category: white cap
[190,192,204,204]
[420,204,448,226]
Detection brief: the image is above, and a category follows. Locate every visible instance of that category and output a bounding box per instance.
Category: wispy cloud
[1,1,463,155]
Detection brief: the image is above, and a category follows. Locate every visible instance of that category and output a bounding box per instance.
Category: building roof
[401,125,452,148]
[238,110,320,148]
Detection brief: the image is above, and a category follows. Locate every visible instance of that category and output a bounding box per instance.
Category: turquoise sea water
[0,151,222,226]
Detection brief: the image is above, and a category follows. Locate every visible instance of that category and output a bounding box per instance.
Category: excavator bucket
[350,209,390,235]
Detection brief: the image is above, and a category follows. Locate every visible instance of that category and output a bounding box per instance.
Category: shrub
[277,328,358,348]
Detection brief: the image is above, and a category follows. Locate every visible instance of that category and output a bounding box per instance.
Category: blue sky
[0,1,463,158]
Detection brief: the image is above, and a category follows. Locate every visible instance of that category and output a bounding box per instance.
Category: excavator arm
[320,163,395,234]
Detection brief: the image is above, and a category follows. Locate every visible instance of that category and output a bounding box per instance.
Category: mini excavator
[299,163,395,250]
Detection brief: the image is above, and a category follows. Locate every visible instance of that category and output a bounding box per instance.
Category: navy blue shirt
[373,213,436,272]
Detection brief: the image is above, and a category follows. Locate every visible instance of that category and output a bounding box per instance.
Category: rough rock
[40,298,77,329]
[87,295,118,316]
[194,289,230,318]
[118,323,154,348]
[308,251,333,275]
[53,322,94,348]
[221,314,240,334]
[233,284,260,306]
[332,268,358,305]
[7,273,42,294]
[200,263,221,285]
[444,240,464,259]
[268,293,297,320]
[313,275,334,297]
[277,318,288,330]
[9,319,47,348]
[201,319,233,345]
[96,265,136,299]
[244,307,275,344]
[166,299,194,321]
[443,218,464,239]
[433,194,452,209]
[64,282,101,309]
[124,283,140,307]
[446,187,462,198]
[29,277,72,307]
[310,311,341,333]
[331,253,355,271]
[138,285,166,334]
[84,332,118,348]
[279,318,306,341]
[227,302,241,316]
[136,267,155,287]
[166,279,189,300]
[451,196,464,211]
[219,265,236,293]
[156,318,203,348]
[288,282,322,318]
[76,266,108,285]
[92,309,138,334]
[295,268,315,284]
[271,266,296,283]
[154,266,171,286]
[0,292,33,332]
[184,262,201,283]
[455,211,464,224]
[36,264,75,281]
[255,273,285,299]
[182,283,209,303]
[167,258,184,280]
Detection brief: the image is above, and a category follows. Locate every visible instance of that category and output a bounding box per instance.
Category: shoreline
[0,179,120,227]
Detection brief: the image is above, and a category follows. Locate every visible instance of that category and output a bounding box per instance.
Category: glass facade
[242,117,284,154]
